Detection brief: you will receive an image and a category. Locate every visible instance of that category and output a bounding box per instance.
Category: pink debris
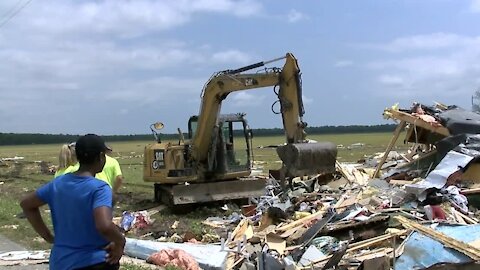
[147,249,200,270]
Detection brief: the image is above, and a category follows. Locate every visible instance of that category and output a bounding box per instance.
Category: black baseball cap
[75,134,109,159]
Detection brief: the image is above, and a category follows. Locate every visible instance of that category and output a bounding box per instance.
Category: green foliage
[0,124,396,146]
[121,263,155,270]
[164,265,183,270]
[252,124,396,136]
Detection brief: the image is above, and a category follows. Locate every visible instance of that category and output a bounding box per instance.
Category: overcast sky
[2,0,480,135]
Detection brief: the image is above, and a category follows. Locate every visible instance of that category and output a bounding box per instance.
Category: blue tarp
[395,224,480,269]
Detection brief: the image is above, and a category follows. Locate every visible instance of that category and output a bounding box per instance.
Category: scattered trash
[120,210,154,232]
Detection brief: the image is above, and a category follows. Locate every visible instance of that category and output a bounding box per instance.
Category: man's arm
[113,175,123,193]
[20,193,54,244]
[94,207,125,264]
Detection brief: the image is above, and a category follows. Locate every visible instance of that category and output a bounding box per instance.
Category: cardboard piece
[265,233,286,255]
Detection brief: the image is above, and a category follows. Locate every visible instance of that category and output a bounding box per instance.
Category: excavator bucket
[276,142,337,177]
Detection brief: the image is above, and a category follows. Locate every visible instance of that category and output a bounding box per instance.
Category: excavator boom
[192,53,308,165]
[144,52,337,206]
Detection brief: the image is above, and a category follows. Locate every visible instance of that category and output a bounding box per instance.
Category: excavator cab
[188,113,251,176]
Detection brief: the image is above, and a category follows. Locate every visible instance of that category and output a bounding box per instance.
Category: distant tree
[473,88,480,112]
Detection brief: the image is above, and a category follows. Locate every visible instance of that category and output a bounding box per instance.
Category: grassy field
[0,132,408,268]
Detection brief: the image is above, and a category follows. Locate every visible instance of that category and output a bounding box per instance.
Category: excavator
[144,52,337,206]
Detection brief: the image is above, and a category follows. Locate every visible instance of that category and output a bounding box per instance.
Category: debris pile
[121,102,480,269]
[3,102,480,269]
[0,157,55,176]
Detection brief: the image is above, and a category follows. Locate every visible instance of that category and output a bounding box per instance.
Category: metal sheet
[395,224,480,269]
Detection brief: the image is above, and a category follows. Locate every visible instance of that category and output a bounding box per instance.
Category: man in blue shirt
[20,134,125,270]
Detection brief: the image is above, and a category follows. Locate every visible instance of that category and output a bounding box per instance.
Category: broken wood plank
[451,208,467,225]
[397,149,437,170]
[323,215,389,233]
[389,180,413,185]
[276,209,326,232]
[299,231,406,269]
[374,120,406,178]
[350,247,393,262]
[469,239,480,249]
[348,230,408,250]
[395,215,480,260]
[385,109,450,137]
[335,161,355,183]
[455,210,478,224]
[462,187,480,195]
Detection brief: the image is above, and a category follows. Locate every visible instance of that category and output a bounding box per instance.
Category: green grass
[0,132,407,253]
[250,132,408,172]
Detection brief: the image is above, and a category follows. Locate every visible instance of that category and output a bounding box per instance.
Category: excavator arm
[191,53,307,165]
[145,52,337,205]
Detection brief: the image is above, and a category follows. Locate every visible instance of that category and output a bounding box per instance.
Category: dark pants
[75,262,120,270]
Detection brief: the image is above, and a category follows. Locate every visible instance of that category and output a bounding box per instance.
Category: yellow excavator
[144,53,337,205]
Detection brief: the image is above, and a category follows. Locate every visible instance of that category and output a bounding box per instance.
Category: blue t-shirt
[36,173,112,270]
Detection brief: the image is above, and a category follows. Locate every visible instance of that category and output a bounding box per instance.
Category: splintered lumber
[348,230,408,251]
[385,109,450,137]
[395,216,480,260]
[336,162,370,185]
[374,120,406,178]
[299,231,406,269]
[462,188,480,195]
[335,161,355,183]
[455,210,478,224]
[276,209,326,232]
[389,180,413,185]
[397,149,437,170]
[451,208,467,225]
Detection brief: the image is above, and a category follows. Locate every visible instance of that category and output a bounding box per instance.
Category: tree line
[0,124,396,146]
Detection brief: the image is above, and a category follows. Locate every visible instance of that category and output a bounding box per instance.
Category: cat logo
[152,150,165,170]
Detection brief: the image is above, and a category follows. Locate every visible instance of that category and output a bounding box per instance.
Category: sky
[2,0,480,135]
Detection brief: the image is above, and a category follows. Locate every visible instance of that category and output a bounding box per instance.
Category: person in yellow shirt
[57,144,124,193]
[96,147,124,193]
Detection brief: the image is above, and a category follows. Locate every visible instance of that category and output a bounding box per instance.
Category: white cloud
[334,60,354,68]
[365,33,480,53]
[3,0,263,37]
[0,0,263,134]
[470,0,480,13]
[229,92,265,107]
[287,9,307,23]
[302,95,313,104]
[367,34,480,101]
[212,50,252,64]
[104,76,204,104]
[378,75,405,86]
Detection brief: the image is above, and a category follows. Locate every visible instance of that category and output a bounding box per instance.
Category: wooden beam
[395,216,480,260]
[374,120,406,178]
[299,231,407,269]
[462,188,480,195]
[396,149,437,170]
[385,109,450,137]
[276,209,326,232]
